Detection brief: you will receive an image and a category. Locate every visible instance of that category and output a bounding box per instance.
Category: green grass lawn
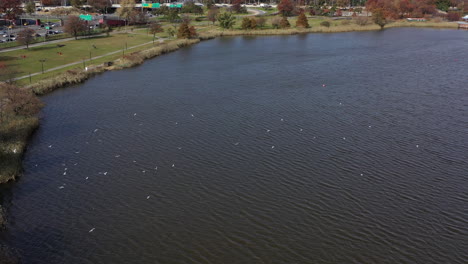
[1,32,154,81]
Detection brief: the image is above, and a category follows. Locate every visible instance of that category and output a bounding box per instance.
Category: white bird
[142,170,146,173]
[322,84,326,87]
[339,102,342,105]
[175,122,178,125]
[299,128,303,132]
[271,146,275,149]
[266,129,270,133]
[64,168,68,171]
[48,145,52,148]
[13,148,17,153]
[133,160,137,163]
[343,137,346,140]
[280,118,284,122]
[155,166,158,170]
[234,142,239,145]
[360,173,363,176]
[86,177,89,180]
[115,155,120,158]
[177,147,182,150]
[103,172,108,175]
[63,172,67,176]
[93,129,98,133]
[191,114,194,117]
[368,125,372,128]
[58,186,64,189]
[133,113,137,116]
[147,196,151,199]
[172,164,175,167]
[74,163,78,166]
[416,145,419,148]
[75,151,80,154]
[89,228,95,233]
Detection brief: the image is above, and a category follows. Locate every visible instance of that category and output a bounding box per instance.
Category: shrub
[341,20,351,25]
[447,12,461,21]
[241,17,252,29]
[217,12,236,29]
[241,17,257,29]
[354,16,369,26]
[320,21,330,27]
[256,17,266,28]
[271,17,282,29]
[296,12,310,28]
[280,16,291,28]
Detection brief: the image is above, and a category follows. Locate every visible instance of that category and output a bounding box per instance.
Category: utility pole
[39,59,46,74]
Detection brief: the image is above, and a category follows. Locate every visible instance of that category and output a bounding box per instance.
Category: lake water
[1,28,467,263]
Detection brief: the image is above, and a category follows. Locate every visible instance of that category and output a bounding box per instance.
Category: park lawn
[1,32,153,80]
[14,38,171,86]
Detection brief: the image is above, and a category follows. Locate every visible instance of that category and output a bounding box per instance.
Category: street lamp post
[39,59,46,74]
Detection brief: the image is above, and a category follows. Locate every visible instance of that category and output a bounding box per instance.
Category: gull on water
[266,129,271,133]
[86,177,89,180]
[172,164,175,168]
[343,137,346,140]
[299,128,303,132]
[13,149,17,154]
[58,186,65,189]
[89,228,95,233]
[234,142,239,146]
[94,129,98,133]
[155,166,158,170]
[191,114,194,117]
[103,172,108,175]
[134,113,137,116]
[280,118,284,122]
[147,196,151,199]
[271,146,275,149]
[63,172,67,176]
[115,155,120,158]
[48,145,53,148]
[416,145,419,148]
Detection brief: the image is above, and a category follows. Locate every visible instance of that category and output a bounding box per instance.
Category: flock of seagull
[40,89,422,234]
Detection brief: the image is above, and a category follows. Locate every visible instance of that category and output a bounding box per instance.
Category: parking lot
[0,23,64,43]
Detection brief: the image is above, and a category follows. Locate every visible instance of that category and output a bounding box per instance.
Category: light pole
[39,59,46,74]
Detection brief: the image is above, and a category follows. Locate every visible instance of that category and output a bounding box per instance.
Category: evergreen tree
[296,12,309,28]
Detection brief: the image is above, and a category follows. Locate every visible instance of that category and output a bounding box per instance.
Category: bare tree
[17,28,36,49]
[149,22,163,44]
[64,16,87,40]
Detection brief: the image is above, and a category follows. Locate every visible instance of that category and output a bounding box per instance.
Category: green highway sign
[79,14,92,21]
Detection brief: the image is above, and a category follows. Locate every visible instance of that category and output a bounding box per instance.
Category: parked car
[47,30,56,35]
[5,38,15,42]
[2,34,15,38]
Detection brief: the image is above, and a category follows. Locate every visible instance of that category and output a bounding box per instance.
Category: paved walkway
[13,38,164,81]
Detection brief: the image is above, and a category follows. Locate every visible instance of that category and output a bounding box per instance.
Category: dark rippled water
[1,28,467,263]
